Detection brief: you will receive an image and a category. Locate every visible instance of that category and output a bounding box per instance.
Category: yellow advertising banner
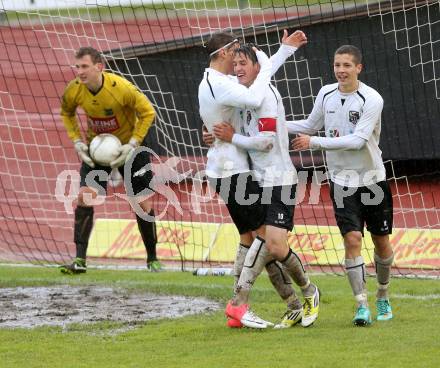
[88,219,440,269]
[88,219,220,261]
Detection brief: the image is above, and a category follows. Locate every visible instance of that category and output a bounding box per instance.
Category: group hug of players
[59,29,394,328]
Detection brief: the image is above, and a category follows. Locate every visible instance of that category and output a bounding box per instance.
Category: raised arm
[270,30,307,76]
[215,49,272,109]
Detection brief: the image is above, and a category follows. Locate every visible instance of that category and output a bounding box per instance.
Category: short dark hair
[335,45,362,65]
[75,46,104,64]
[234,43,258,65]
[206,32,236,60]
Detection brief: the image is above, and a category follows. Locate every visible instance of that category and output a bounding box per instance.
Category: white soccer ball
[89,134,122,166]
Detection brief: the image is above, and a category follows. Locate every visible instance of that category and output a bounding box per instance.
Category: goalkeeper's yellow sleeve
[124,82,156,144]
[60,81,82,143]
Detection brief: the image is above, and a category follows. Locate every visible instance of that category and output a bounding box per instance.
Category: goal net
[0,0,439,277]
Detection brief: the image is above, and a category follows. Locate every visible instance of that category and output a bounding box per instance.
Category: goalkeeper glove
[110,138,138,169]
[74,140,95,168]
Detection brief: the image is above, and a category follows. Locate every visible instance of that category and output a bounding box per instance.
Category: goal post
[0,0,439,277]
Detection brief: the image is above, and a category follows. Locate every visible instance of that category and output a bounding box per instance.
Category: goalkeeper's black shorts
[79,146,153,197]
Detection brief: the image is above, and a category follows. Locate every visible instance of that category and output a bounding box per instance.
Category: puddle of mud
[0,286,221,329]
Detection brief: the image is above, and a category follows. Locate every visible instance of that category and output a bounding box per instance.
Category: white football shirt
[234,84,298,187]
[198,45,297,178]
[288,81,385,187]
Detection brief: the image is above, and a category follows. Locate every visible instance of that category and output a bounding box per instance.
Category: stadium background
[0,0,439,276]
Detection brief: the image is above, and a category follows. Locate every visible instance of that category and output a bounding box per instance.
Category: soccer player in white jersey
[212,44,320,328]
[290,45,394,326]
[199,31,308,329]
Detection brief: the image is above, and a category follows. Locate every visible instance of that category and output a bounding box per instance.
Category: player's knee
[240,232,254,246]
[344,231,362,251]
[265,236,285,258]
[371,234,391,252]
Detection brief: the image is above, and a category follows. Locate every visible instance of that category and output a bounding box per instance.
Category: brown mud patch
[0,285,221,329]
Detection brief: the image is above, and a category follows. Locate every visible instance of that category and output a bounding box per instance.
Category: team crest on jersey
[104,108,114,116]
[349,111,360,125]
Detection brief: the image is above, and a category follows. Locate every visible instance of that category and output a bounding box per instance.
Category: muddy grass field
[1,266,440,368]
[0,285,220,329]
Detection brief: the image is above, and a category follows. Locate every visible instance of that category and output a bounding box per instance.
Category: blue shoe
[376,299,393,321]
[353,305,372,326]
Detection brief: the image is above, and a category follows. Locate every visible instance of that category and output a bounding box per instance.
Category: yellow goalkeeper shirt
[61,71,156,145]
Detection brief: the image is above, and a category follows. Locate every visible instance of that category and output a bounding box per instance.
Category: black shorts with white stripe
[208,172,265,234]
[330,180,393,236]
[262,185,296,231]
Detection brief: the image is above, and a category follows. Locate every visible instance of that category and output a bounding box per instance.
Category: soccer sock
[73,206,94,260]
[136,211,157,263]
[345,256,368,306]
[265,260,298,305]
[233,244,249,290]
[286,293,303,311]
[374,252,394,300]
[280,249,314,297]
[232,236,272,305]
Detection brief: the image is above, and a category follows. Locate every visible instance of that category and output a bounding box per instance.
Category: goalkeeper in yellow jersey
[59,46,162,274]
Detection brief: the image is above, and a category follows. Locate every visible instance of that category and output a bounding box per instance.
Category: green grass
[1,266,439,368]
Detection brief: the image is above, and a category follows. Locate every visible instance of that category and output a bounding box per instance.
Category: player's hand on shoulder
[110,138,138,169]
[74,140,95,168]
[281,29,307,49]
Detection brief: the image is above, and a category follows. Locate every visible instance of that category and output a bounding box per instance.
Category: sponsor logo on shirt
[328,128,340,137]
[88,116,120,133]
[349,110,360,125]
[326,110,335,114]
